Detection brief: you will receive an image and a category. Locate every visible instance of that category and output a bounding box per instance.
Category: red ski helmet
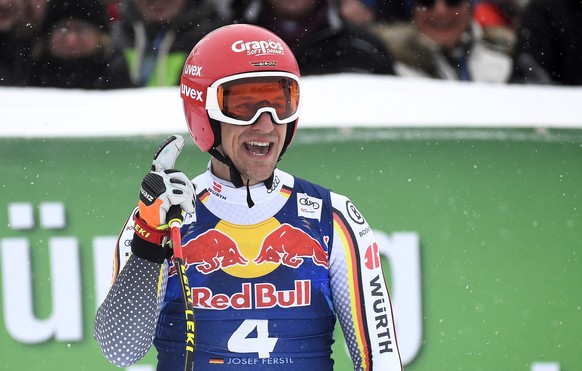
[180,24,301,158]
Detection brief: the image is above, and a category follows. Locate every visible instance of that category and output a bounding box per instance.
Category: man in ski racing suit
[94,24,402,371]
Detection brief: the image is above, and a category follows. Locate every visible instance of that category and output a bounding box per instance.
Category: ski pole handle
[167,204,184,228]
[167,205,185,258]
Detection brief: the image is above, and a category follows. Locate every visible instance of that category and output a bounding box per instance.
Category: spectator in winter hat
[27,0,134,89]
[370,0,515,82]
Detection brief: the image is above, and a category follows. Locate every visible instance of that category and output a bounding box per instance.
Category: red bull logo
[254,224,328,268]
[192,280,311,310]
[170,221,329,277]
[172,229,249,275]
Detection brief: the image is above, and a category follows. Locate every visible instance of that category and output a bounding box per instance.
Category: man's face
[215,113,288,186]
[134,0,186,24]
[49,19,101,59]
[414,0,472,48]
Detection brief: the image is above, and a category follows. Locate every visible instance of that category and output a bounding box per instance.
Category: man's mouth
[244,141,272,156]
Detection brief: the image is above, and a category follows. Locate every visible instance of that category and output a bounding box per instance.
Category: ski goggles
[206,72,300,126]
[416,0,465,8]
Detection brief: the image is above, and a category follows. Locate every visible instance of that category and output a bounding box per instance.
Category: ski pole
[167,205,195,371]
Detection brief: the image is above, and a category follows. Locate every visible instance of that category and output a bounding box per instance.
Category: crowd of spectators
[1,0,580,89]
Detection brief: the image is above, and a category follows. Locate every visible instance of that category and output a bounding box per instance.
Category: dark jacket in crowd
[27,0,134,90]
[511,0,582,85]
[0,33,31,86]
[28,50,134,90]
[236,0,395,75]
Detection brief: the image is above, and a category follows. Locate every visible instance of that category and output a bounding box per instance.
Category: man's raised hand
[137,135,195,229]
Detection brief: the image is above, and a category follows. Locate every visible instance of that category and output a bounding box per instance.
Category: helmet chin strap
[206,116,289,207]
[208,147,274,208]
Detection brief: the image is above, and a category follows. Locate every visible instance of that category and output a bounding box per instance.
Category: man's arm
[329,192,403,370]
[93,208,168,367]
[94,135,197,367]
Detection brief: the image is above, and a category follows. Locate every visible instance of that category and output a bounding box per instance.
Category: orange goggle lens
[216,76,299,124]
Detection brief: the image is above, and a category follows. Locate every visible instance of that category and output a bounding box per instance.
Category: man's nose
[251,112,277,131]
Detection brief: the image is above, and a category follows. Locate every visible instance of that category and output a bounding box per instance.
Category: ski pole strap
[133,212,168,245]
[130,213,170,264]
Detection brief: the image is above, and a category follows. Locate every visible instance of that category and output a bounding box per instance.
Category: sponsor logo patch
[231,39,285,56]
[192,280,311,310]
[346,200,365,225]
[297,193,322,220]
[183,64,203,76]
[180,83,203,102]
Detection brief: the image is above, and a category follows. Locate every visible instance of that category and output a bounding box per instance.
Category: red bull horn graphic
[254,223,328,269]
[170,219,328,278]
[174,229,249,275]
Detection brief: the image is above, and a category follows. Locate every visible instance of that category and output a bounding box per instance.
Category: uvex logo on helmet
[183,64,202,76]
[231,39,285,56]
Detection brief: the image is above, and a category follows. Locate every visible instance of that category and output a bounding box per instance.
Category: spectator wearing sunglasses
[370,0,514,82]
[510,0,582,85]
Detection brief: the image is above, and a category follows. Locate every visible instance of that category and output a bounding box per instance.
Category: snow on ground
[1,74,581,138]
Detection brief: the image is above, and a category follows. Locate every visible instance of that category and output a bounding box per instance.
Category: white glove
[137,135,196,228]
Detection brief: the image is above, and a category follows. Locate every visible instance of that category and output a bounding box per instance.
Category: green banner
[1,128,581,370]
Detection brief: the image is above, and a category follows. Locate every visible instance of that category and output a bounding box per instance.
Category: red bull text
[192,280,311,310]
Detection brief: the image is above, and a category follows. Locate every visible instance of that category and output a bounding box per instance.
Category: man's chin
[243,167,277,186]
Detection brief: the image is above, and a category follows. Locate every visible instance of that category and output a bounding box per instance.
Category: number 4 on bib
[227,320,278,358]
